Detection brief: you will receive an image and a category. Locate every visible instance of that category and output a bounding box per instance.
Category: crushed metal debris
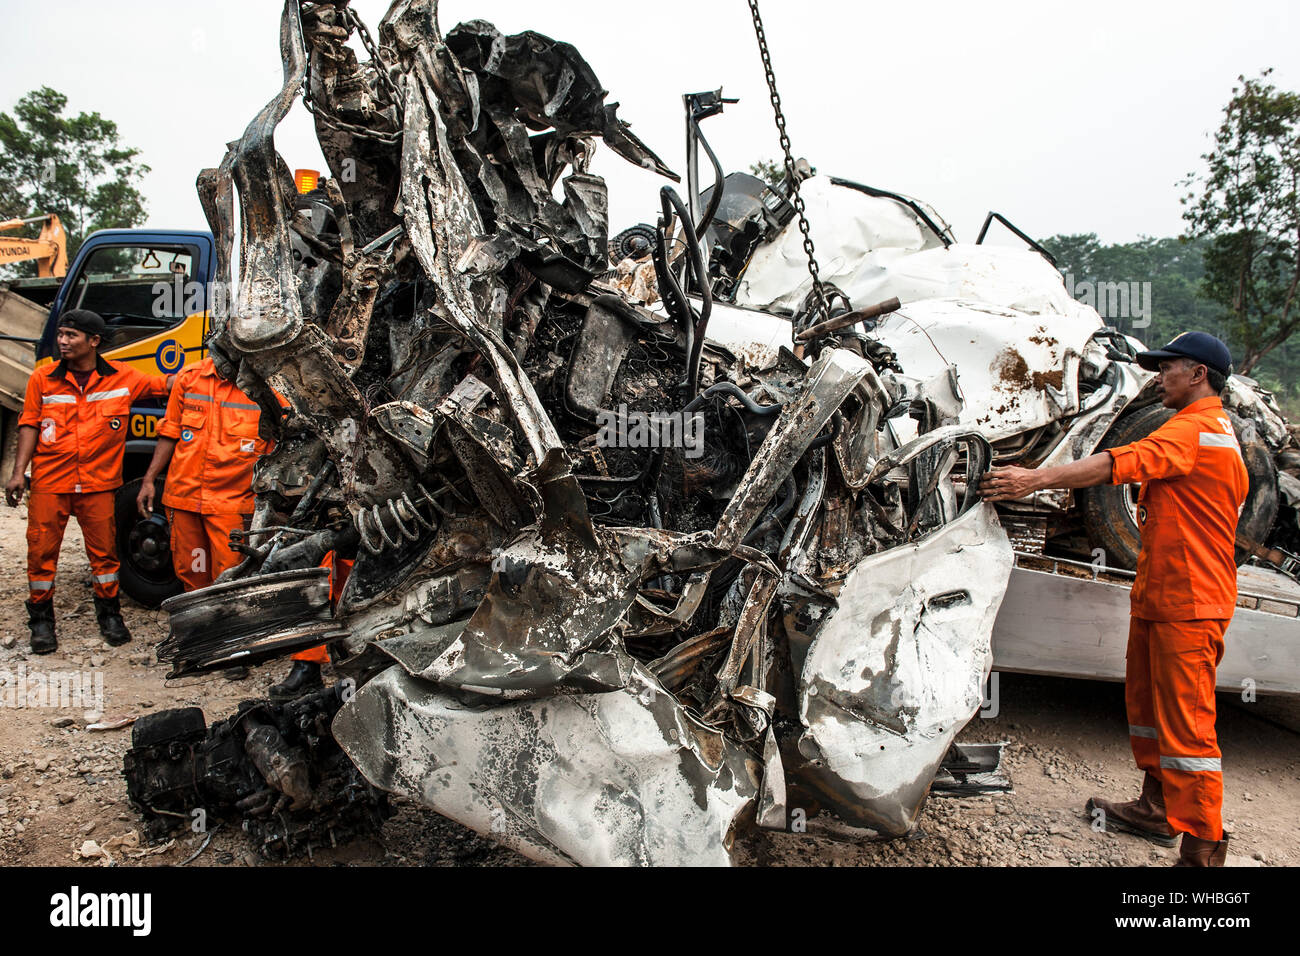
[122,0,1299,866]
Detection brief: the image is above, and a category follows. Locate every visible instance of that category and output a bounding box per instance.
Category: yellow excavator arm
[0,214,67,277]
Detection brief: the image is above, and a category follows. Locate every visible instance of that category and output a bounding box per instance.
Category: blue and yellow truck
[0,228,215,605]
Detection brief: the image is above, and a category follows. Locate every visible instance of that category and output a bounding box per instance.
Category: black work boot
[1085,771,1177,846]
[25,599,57,655]
[270,660,324,701]
[93,595,132,647]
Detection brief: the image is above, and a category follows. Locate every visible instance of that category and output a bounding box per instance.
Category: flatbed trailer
[992,552,1300,696]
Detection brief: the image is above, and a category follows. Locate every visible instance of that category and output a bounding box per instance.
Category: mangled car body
[119,0,1024,866]
[684,166,1299,576]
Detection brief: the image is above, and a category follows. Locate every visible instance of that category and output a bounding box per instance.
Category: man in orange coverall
[136,356,337,697]
[981,332,1248,867]
[5,310,174,653]
[138,355,276,681]
[136,355,270,592]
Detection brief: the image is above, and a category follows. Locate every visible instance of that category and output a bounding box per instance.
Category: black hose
[261,525,359,575]
[808,412,843,449]
[652,196,695,354]
[684,381,781,416]
[289,459,336,523]
[659,186,712,399]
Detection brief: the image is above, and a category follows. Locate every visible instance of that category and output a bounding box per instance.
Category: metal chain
[301,7,403,145]
[345,6,404,111]
[747,0,829,328]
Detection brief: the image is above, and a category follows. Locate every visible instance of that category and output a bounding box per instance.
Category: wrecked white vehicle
[121,1,1018,865]
[665,129,1300,578]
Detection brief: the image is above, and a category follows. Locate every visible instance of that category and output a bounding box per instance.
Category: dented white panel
[701,299,798,370]
[334,662,759,867]
[733,177,1102,326]
[874,298,1095,443]
[707,293,1098,444]
[735,177,942,316]
[796,503,1013,835]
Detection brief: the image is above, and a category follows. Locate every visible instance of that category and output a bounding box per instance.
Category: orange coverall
[157,358,270,591]
[19,357,169,602]
[292,551,353,666]
[1107,395,1249,841]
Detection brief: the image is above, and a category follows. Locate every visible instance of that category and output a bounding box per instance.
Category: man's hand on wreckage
[979,465,1041,502]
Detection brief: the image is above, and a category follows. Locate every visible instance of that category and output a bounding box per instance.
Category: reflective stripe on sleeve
[1128,725,1158,739]
[41,395,75,404]
[85,388,129,402]
[1199,432,1239,449]
[1160,755,1222,772]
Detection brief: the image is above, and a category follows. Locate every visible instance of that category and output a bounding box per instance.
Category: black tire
[130,707,206,748]
[115,477,183,608]
[1079,403,1278,570]
[609,224,658,262]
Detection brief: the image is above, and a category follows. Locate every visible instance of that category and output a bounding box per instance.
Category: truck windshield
[65,244,199,344]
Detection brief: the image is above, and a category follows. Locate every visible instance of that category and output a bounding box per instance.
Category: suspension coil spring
[355,483,446,555]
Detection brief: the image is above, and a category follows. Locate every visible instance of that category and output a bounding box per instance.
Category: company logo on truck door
[155,339,184,373]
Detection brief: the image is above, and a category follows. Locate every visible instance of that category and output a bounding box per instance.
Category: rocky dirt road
[0,503,1295,867]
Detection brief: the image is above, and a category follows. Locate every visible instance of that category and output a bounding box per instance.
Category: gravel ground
[0,501,1295,867]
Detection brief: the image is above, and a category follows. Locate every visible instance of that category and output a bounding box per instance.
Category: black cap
[57,309,107,339]
[1135,331,1232,377]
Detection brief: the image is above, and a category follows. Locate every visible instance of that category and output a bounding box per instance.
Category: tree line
[0,86,148,278]
[1047,70,1299,417]
[1039,232,1297,417]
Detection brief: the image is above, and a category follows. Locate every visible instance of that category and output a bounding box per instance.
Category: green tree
[1042,232,1223,346]
[0,86,149,275]
[1043,231,1300,417]
[748,159,784,189]
[1180,69,1300,374]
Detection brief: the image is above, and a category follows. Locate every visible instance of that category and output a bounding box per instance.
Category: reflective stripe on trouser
[167,508,250,592]
[26,491,120,601]
[1124,616,1227,841]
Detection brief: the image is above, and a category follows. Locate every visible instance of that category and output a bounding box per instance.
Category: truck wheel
[115,478,183,608]
[1079,403,1279,570]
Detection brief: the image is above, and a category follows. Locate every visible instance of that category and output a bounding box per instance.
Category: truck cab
[3,228,216,605]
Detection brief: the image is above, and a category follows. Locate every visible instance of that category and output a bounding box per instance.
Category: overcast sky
[2,1,1296,246]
